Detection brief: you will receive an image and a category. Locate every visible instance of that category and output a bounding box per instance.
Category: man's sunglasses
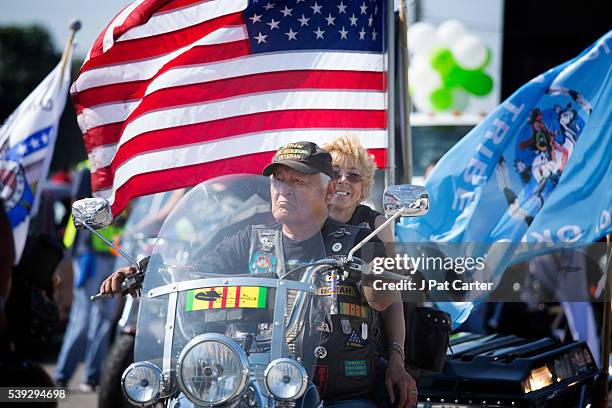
[333,170,363,183]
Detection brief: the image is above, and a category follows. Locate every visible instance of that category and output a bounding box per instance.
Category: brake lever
[90,256,151,302]
[90,271,144,302]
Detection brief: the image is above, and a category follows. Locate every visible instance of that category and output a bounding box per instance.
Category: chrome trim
[163,291,178,374]
[121,361,164,406]
[176,333,250,406]
[286,264,330,340]
[271,281,288,361]
[147,277,315,298]
[264,358,308,401]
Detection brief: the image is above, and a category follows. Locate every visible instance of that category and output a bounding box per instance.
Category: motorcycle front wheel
[98,333,135,408]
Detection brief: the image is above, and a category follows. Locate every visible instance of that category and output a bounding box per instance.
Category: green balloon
[444,67,463,87]
[430,48,455,77]
[429,46,493,98]
[430,87,453,111]
[458,70,493,96]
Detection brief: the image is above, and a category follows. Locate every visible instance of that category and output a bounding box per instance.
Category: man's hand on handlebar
[100,266,138,297]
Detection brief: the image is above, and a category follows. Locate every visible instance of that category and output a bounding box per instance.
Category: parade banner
[396,31,612,326]
[0,49,73,263]
[72,0,389,215]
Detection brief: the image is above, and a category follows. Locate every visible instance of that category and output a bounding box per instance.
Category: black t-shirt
[347,204,382,231]
[211,217,384,274]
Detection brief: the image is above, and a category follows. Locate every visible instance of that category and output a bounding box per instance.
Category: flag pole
[31,19,81,216]
[398,0,412,184]
[601,233,612,404]
[385,0,396,188]
[58,19,81,84]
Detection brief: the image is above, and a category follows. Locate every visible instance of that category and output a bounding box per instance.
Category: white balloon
[408,55,429,81]
[410,54,429,71]
[411,89,434,113]
[409,63,442,96]
[436,19,467,48]
[407,22,438,57]
[452,34,487,70]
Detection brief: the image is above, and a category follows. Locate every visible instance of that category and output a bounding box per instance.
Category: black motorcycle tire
[98,333,135,408]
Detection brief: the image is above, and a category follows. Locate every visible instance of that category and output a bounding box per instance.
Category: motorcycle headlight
[177,334,249,406]
[264,358,308,401]
[522,365,553,393]
[121,362,164,406]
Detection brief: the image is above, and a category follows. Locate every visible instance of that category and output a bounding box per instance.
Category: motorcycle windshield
[135,174,330,399]
[113,190,182,271]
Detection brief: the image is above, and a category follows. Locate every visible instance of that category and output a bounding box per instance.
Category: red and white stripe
[72,0,388,214]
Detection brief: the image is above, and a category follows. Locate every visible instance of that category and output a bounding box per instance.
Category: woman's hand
[385,352,418,408]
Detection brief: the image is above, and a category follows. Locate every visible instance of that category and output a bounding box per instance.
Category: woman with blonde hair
[323,134,417,408]
[323,135,393,242]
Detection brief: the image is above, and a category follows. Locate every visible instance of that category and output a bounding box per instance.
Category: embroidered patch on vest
[313,365,328,395]
[344,360,368,377]
[315,285,356,297]
[248,251,277,274]
[339,302,368,318]
[344,330,366,348]
[329,227,351,238]
[314,346,328,359]
[340,319,352,334]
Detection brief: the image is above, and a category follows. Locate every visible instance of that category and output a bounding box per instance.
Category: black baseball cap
[262,141,335,179]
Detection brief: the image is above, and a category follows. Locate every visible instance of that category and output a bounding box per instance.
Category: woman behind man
[323,136,392,241]
[323,135,417,408]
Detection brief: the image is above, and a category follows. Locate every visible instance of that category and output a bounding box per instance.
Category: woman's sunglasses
[333,170,363,183]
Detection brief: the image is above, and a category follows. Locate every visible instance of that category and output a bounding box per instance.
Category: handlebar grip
[90,292,109,302]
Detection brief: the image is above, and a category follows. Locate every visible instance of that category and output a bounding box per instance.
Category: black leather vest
[247,220,378,403]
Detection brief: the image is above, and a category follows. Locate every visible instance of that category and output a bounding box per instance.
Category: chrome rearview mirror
[347,184,429,261]
[72,198,141,289]
[383,184,429,218]
[72,198,113,230]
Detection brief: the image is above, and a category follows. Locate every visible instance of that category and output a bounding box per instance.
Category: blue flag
[397,31,612,326]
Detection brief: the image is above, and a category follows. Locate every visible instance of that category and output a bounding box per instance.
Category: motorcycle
[71,174,428,407]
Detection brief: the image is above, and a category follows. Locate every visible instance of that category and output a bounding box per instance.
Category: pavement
[41,363,96,408]
[40,361,612,407]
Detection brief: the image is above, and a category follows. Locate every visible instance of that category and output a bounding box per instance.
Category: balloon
[436,20,467,48]
[458,70,493,96]
[430,48,455,77]
[409,63,442,96]
[452,34,488,70]
[451,89,469,112]
[409,54,429,74]
[475,48,493,71]
[411,89,434,113]
[430,87,453,111]
[407,22,438,57]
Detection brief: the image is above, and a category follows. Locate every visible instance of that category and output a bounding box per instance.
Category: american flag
[72,0,388,214]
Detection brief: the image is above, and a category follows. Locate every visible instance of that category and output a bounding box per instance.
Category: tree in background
[0,25,86,171]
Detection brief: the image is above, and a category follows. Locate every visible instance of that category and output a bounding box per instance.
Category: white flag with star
[0,45,73,262]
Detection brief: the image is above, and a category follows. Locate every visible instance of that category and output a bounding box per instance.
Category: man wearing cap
[100,142,417,407]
